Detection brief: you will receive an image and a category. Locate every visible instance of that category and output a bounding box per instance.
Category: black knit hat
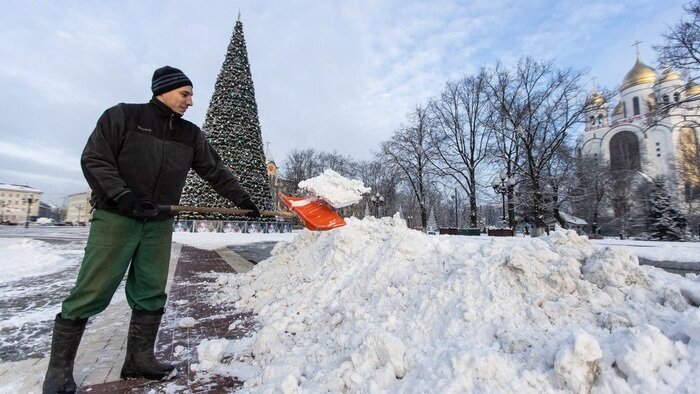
[151,66,192,96]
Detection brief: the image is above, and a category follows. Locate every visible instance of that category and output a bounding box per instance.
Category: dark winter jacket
[81,98,250,220]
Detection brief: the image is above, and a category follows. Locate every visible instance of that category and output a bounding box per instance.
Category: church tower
[585,91,608,132]
[265,143,278,180]
[579,54,700,204]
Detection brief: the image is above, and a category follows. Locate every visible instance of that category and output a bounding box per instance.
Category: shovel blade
[278,193,346,231]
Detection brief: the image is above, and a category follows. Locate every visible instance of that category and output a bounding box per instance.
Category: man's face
[157,86,193,115]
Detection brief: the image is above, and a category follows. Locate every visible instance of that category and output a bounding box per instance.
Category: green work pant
[61,209,174,319]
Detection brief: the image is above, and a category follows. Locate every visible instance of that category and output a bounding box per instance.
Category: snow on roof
[560,211,587,225]
[0,183,42,193]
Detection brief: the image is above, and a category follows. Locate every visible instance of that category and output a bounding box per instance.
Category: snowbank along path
[195,215,700,393]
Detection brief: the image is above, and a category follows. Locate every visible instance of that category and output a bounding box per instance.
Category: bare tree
[489,57,589,236]
[647,0,700,132]
[485,61,529,227]
[543,144,578,226]
[381,106,435,227]
[317,151,357,177]
[427,69,493,227]
[283,148,318,187]
[355,156,402,218]
[570,155,613,235]
[655,0,700,74]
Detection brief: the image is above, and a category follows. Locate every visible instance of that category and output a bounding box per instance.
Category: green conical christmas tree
[180,17,273,220]
[646,178,686,241]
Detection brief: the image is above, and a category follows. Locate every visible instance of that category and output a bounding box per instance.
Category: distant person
[43,66,260,393]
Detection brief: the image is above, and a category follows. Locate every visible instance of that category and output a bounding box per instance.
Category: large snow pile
[0,238,81,284]
[199,215,700,393]
[297,169,370,208]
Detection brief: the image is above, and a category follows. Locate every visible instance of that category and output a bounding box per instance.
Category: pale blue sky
[0,0,687,204]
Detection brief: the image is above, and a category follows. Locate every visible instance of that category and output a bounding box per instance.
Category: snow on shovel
[279,169,371,231]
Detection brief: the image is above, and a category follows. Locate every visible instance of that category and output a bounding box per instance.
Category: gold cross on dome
[631,40,642,57]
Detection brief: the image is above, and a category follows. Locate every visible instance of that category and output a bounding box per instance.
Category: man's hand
[116,192,136,216]
[237,197,261,218]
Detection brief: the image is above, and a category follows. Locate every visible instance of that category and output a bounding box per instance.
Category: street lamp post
[370,191,384,217]
[492,171,516,228]
[24,196,34,228]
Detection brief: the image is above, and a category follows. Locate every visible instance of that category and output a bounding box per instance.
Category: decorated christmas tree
[180,16,273,220]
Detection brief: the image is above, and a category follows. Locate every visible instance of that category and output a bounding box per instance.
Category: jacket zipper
[151,114,171,208]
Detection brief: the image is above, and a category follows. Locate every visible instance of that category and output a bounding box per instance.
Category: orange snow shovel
[278,193,346,231]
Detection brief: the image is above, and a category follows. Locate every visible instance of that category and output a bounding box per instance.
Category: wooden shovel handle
[165,205,295,218]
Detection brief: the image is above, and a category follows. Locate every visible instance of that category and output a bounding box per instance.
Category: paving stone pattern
[83,246,257,393]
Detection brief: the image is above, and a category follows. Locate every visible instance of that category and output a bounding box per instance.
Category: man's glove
[237,197,260,218]
[116,192,136,216]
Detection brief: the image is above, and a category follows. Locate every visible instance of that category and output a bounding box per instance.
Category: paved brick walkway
[81,245,256,393]
[0,242,259,393]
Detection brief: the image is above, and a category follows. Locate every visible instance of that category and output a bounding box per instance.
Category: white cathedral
[579,56,700,204]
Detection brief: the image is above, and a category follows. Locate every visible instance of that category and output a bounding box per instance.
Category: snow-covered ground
[591,238,700,263]
[1,222,699,393]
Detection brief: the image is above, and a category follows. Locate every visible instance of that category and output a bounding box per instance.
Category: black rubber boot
[42,313,88,394]
[120,308,175,380]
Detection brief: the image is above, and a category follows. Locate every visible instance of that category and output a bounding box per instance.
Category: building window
[674,92,680,102]
[663,95,669,104]
[656,142,660,146]
[623,102,627,118]
[633,97,640,115]
[597,114,603,125]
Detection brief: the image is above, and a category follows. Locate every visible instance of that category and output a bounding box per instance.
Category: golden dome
[621,58,656,90]
[686,83,700,96]
[656,68,682,85]
[612,101,623,115]
[590,92,606,106]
